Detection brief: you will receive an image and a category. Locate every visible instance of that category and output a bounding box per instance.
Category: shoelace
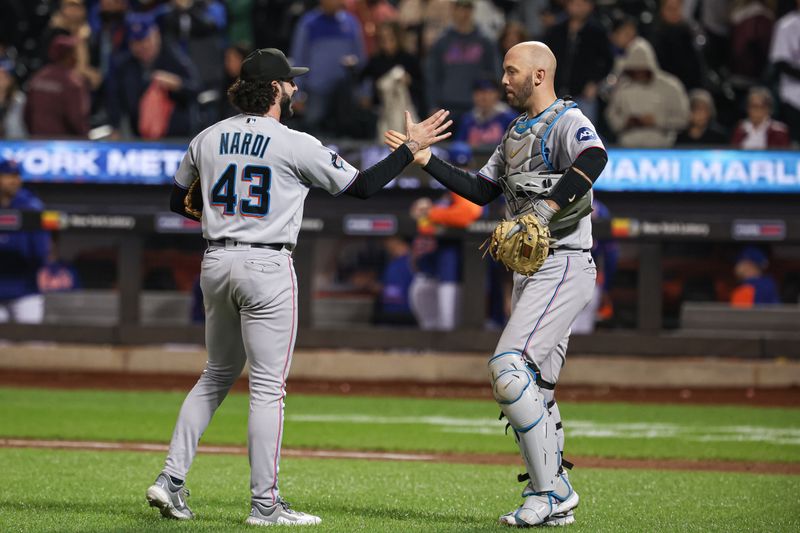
[276,498,298,515]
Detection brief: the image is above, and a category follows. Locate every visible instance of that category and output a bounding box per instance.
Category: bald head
[502,41,558,113]
[506,42,557,82]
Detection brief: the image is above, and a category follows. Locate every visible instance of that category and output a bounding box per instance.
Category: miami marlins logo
[330,152,345,170]
[575,127,597,142]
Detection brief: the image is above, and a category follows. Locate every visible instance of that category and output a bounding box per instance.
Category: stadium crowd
[0,0,797,148]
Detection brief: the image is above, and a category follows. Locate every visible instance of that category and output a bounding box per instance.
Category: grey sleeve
[477,143,505,183]
[555,110,606,166]
[292,133,359,195]
[174,141,198,189]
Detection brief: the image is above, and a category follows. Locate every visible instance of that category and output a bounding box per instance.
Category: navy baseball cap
[127,13,157,41]
[240,48,309,82]
[473,78,499,91]
[737,246,768,268]
[448,142,473,166]
[0,158,20,175]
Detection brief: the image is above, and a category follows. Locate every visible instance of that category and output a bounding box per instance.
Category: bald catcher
[387,42,608,527]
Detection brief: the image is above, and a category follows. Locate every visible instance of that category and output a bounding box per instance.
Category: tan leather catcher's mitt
[482,213,551,276]
[184,176,203,220]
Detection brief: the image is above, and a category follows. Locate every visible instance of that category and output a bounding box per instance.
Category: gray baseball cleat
[499,473,578,527]
[146,473,194,520]
[245,498,321,527]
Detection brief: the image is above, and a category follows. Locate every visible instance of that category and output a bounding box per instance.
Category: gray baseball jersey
[478,106,605,249]
[481,102,604,506]
[174,114,359,246]
[163,113,360,510]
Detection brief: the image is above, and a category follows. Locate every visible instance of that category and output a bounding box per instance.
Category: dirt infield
[1,369,799,406]
[2,438,798,475]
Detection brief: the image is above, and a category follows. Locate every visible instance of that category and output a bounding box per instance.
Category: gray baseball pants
[163,244,297,507]
[494,251,596,456]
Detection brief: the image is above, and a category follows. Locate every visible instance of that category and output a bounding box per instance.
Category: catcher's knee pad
[488,352,560,492]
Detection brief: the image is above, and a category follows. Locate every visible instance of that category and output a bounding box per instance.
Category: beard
[508,77,533,112]
[279,92,293,122]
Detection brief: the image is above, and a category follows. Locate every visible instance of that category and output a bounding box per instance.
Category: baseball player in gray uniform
[146,48,452,527]
[386,41,608,527]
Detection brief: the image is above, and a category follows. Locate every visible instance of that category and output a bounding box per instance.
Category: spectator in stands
[41,0,102,91]
[649,0,705,90]
[0,59,26,138]
[159,0,227,129]
[408,142,483,331]
[605,39,689,147]
[87,0,129,128]
[24,36,91,138]
[346,0,398,57]
[497,20,528,57]
[609,12,639,62]
[676,88,729,145]
[106,14,201,138]
[511,0,554,40]
[360,21,424,125]
[360,21,423,140]
[0,159,49,324]
[453,78,517,147]
[220,42,250,118]
[397,0,456,56]
[290,0,366,133]
[470,0,507,43]
[730,246,780,307]
[729,0,774,86]
[731,87,791,149]
[770,0,800,143]
[544,0,613,123]
[373,237,416,326]
[682,0,730,72]
[37,233,80,295]
[425,0,501,129]
[227,0,254,48]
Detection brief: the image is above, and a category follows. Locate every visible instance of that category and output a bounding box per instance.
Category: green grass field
[2,387,799,462]
[0,386,799,532]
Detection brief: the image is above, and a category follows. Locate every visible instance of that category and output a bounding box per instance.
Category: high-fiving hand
[394,109,452,165]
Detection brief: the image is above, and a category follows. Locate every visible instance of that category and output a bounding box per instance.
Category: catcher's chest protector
[502,99,576,177]
[499,100,592,234]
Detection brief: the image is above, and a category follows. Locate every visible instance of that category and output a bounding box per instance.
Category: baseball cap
[0,158,20,175]
[737,246,768,268]
[240,48,309,82]
[127,13,158,41]
[448,142,473,166]
[48,35,78,63]
[473,78,499,91]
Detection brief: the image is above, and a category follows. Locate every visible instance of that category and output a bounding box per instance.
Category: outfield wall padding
[1,344,799,388]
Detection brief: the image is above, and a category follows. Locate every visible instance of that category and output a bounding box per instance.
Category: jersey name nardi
[219,132,270,158]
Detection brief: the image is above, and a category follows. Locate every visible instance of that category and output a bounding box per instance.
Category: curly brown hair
[227,79,279,115]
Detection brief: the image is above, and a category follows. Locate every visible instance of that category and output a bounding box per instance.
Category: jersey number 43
[211,163,271,217]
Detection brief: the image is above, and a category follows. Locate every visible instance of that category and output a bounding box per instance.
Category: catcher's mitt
[481,213,551,276]
[184,176,203,220]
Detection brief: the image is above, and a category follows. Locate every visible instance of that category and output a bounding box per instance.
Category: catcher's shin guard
[489,351,559,492]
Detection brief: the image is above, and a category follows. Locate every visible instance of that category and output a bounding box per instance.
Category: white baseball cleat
[245,498,321,527]
[543,510,576,527]
[499,473,578,527]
